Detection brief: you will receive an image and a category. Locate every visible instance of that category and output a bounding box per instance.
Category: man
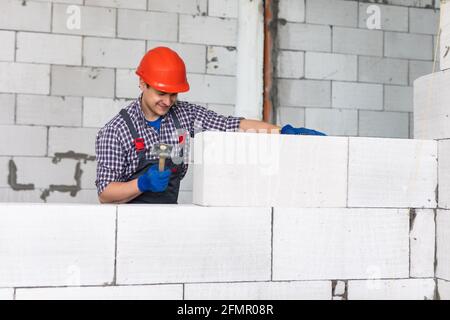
[95,47,325,204]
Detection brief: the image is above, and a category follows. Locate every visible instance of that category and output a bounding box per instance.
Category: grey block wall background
[0,0,441,203]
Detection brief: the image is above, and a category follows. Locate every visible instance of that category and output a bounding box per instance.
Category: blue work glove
[137,164,171,193]
[281,124,327,136]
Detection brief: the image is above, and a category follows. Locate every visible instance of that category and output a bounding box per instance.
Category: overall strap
[119,109,146,164]
[169,108,186,159]
[169,107,182,129]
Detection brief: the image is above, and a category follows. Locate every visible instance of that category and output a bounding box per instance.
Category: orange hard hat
[136,47,190,93]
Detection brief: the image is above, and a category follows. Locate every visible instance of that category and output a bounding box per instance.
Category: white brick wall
[83,97,130,128]
[208,0,238,18]
[359,57,408,85]
[52,4,116,37]
[348,279,435,300]
[305,52,357,81]
[17,94,82,127]
[333,27,383,57]
[276,107,305,127]
[116,69,140,99]
[277,50,304,79]
[279,0,305,23]
[206,46,237,76]
[51,66,115,98]
[0,93,15,125]
[0,204,116,287]
[0,157,9,188]
[279,23,331,52]
[384,86,414,112]
[48,127,98,156]
[306,0,357,27]
[179,15,237,46]
[410,210,435,278]
[83,37,145,69]
[359,111,410,138]
[358,3,408,32]
[15,284,182,300]
[85,0,146,9]
[305,108,358,136]
[116,205,271,284]
[385,32,433,61]
[332,82,383,111]
[437,210,450,281]
[148,0,207,15]
[117,9,178,41]
[409,7,440,35]
[17,32,82,66]
[0,188,43,202]
[0,62,50,95]
[439,140,450,209]
[185,281,332,300]
[0,31,15,62]
[348,138,437,208]
[0,125,47,156]
[0,0,51,32]
[273,208,410,280]
[409,60,434,86]
[278,79,330,108]
[179,73,236,105]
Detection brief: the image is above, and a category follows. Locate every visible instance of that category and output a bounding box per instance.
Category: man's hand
[137,164,172,193]
[281,124,327,136]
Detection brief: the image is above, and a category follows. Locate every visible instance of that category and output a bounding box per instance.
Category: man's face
[139,78,178,119]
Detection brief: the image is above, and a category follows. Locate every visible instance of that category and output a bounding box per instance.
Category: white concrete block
[387,0,432,7]
[279,23,331,52]
[0,188,43,202]
[359,3,408,32]
[79,160,97,190]
[116,205,271,284]
[276,107,305,128]
[185,281,331,300]
[410,7,440,35]
[277,50,304,79]
[0,0,51,32]
[0,204,116,287]
[0,157,9,187]
[83,97,130,128]
[17,94,82,127]
[348,137,437,208]
[180,15,237,47]
[52,4,116,37]
[0,31,15,62]
[33,0,83,3]
[305,108,358,136]
[305,52,357,81]
[11,157,78,189]
[385,32,433,60]
[147,41,206,74]
[83,37,145,69]
[411,209,436,278]
[17,32,82,66]
[441,30,450,71]
[85,0,146,9]
[437,210,450,281]
[0,94,15,125]
[48,127,98,156]
[179,73,236,105]
[278,79,330,108]
[385,85,414,112]
[409,60,434,86]
[118,9,177,42]
[414,70,450,140]
[273,208,410,280]
[0,125,47,156]
[116,69,141,99]
[439,140,450,209]
[193,132,348,207]
[45,189,99,204]
[359,111,410,138]
[438,279,450,300]
[149,0,206,15]
[0,289,14,300]
[306,0,357,27]
[0,62,50,95]
[51,66,115,98]
[206,104,236,117]
[279,0,305,23]
[348,279,435,300]
[206,46,236,76]
[333,27,383,57]
[359,57,408,85]
[332,82,383,111]
[16,284,182,300]
[208,0,238,18]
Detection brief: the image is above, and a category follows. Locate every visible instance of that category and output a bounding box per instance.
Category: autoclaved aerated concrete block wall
[0,0,442,204]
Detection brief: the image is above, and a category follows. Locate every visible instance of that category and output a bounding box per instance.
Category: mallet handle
[159,157,165,172]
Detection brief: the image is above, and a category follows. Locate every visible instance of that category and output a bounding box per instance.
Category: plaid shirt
[95,96,243,194]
